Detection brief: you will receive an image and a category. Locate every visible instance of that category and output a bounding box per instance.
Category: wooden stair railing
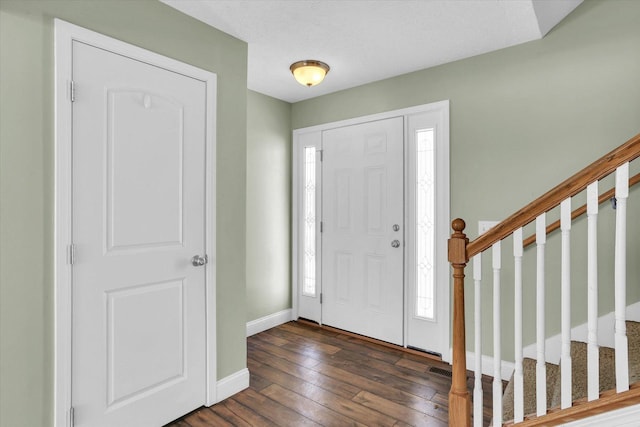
[522,172,640,248]
[448,132,640,426]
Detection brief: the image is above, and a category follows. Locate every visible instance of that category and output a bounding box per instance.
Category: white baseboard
[215,368,250,403]
[523,301,640,363]
[466,351,515,381]
[246,308,293,337]
[216,309,294,405]
[562,403,640,426]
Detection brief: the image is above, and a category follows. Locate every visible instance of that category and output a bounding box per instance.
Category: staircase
[447,132,640,426]
[502,320,640,424]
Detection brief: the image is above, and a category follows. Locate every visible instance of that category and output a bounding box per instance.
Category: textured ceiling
[161,0,583,103]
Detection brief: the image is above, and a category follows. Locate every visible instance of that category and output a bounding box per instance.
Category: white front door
[321,117,404,345]
[72,40,207,427]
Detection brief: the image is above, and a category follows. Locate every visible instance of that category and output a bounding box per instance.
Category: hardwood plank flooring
[165,321,495,426]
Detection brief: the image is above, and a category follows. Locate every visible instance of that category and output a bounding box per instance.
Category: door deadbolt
[393,224,400,232]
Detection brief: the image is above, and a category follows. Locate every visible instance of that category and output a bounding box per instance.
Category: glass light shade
[290,60,330,87]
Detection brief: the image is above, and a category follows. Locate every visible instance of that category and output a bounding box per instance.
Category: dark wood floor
[166,321,494,426]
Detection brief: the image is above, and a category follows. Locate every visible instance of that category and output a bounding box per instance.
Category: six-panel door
[321,117,404,345]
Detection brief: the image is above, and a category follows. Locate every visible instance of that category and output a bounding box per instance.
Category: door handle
[191,254,208,267]
[391,240,401,248]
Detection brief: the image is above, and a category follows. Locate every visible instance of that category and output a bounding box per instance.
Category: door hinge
[70,80,76,102]
[320,293,323,304]
[69,407,75,427]
[318,149,323,161]
[320,221,323,233]
[68,244,76,265]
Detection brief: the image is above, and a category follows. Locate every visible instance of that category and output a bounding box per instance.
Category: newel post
[448,219,471,427]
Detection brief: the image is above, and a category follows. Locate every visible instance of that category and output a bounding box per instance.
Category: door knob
[391,240,400,248]
[191,255,208,267]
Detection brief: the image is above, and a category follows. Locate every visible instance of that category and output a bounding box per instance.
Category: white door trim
[54,19,217,427]
[292,101,450,359]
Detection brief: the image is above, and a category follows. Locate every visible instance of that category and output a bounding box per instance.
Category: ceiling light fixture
[290,60,330,87]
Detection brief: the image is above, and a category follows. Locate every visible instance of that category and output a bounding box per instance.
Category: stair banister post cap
[449,219,468,264]
[452,218,466,233]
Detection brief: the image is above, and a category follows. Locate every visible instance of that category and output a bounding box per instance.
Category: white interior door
[72,40,207,427]
[321,117,404,345]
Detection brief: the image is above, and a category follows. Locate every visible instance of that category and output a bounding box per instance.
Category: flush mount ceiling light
[290,60,330,87]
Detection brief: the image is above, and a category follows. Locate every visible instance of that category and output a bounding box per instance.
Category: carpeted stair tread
[564,341,616,402]
[502,358,560,421]
[628,320,640,384]
[500,319,640,423]
[568,320,640,399]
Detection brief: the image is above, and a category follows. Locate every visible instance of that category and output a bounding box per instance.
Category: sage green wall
[246,90,292,322]
[292,0,640,360]
[0,1,247,426]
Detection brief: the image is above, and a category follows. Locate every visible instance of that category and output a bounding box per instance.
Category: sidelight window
[414,128,435,320]
[302,147,317,297]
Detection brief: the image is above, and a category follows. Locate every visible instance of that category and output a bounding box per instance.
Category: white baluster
[560,198,572,409]
[615,163,629,392]
[513,228,524,422]
[536,214,547,416]
[587,182,599,401]
[473,254,483,427]
[492,241,502,426]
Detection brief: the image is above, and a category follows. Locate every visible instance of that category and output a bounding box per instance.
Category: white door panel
[106,89,184,250]
[321,117,404,345]
[72,41,206,427]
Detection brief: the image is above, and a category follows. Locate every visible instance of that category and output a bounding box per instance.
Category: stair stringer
[562,403,640,426]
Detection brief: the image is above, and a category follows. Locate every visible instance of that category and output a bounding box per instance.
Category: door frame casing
[53,20,217,427]
[291,101,450,360]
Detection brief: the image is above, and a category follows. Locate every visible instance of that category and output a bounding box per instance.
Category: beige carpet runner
[501,320,640,423]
